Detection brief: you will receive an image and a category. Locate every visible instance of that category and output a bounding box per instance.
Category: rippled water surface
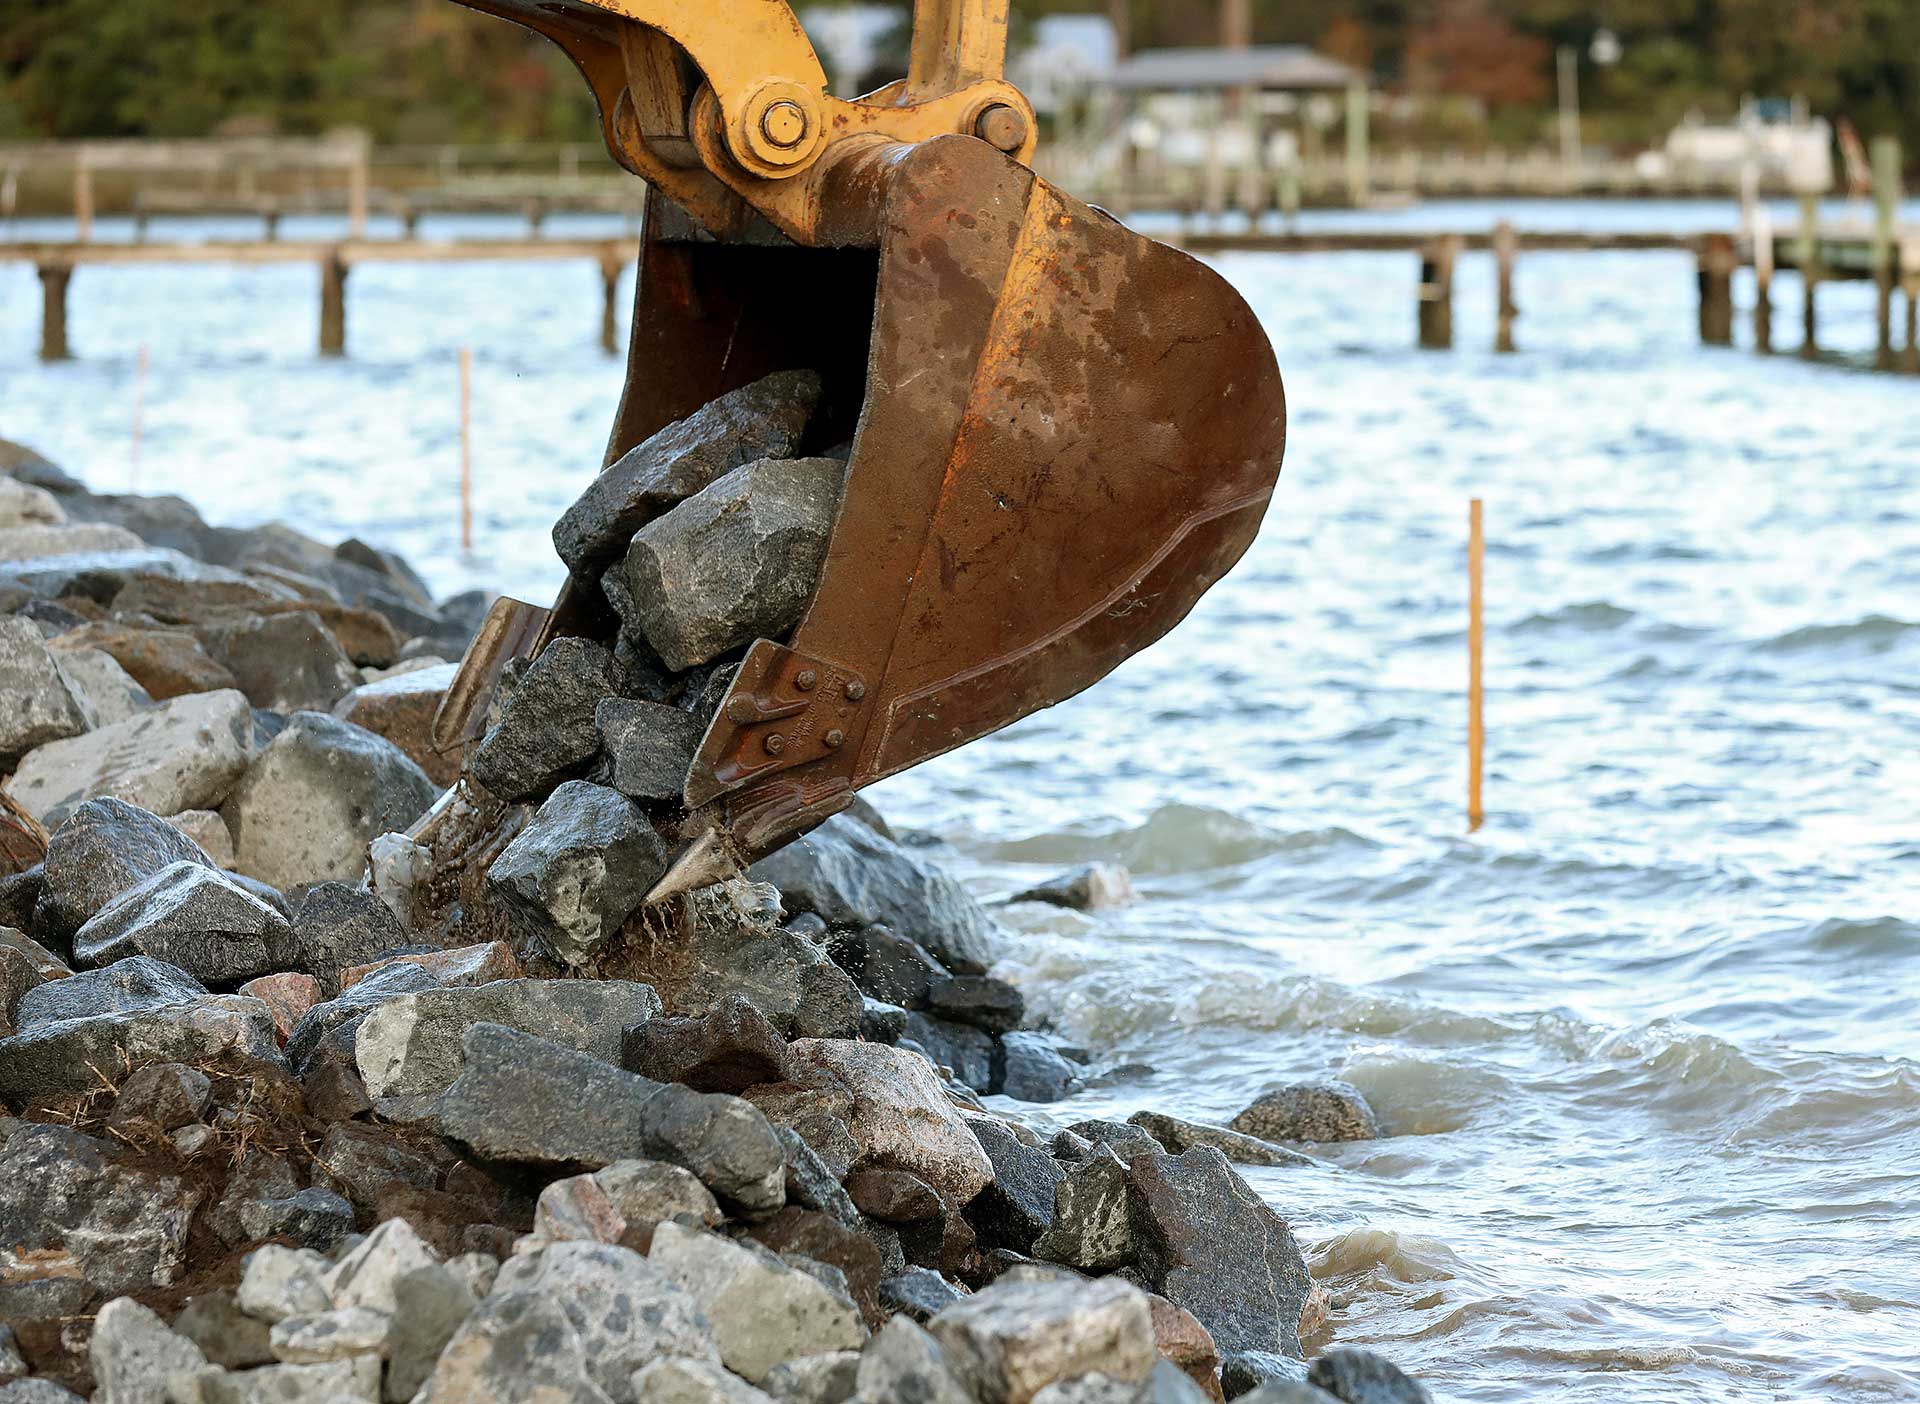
[4,201,1918,1401]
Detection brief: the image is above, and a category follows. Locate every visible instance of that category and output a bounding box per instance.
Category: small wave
[1510,601,1636,633]
[1806,916,1920,958]
[987,802,1381,876]
[1337,1049,1517,1135]
[1311,1227,1471,1286]
[1754,614,1918,654]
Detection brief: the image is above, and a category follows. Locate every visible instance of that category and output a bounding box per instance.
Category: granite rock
[7,690,254,826]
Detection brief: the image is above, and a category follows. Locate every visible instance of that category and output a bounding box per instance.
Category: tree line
[1,0,1913,155]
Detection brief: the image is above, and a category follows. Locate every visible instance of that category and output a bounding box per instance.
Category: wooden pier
[2,237,638,360]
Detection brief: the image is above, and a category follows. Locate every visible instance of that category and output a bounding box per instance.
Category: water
[4,203,1919,1402]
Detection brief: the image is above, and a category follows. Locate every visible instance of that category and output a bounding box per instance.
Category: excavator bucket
[432,0,1286,890]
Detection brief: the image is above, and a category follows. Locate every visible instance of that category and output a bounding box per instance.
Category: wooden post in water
[1493,221,1518,353]
[319,249,348,357]
[1418,236,1460,350]
[37,263,71,361]
[1751,203,1774,354]
[347,149,369,238]
[1467,498,1485,833]
[1871,136,1901,371]
[459,348,474,553]
[1798,193,1820,359]
[599,254,622,355]
[72,165,94,243]
[1906,279,1920,375]
[1697,232,1735,346]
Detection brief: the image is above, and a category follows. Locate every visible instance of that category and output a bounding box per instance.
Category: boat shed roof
[1110,45,1364,93]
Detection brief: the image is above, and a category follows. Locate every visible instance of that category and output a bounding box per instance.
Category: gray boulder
[553,370,822,576]
[1128,1111,1314,1168]
[0,617,88,768]
[6,689,254,826]
[171,1290,276,1369]
[632,1359,776,1404]
[90,1296,209,1404]
[470,638,615,803]
[650,1222,864,1383]
[824,925,945,1009]
[0,1126,202,1293]
[485,780,666,967]
[595,697,702,804]
[924,974,1023,1034]
[750,816,1001,975]
[1128,1147,1313,1361]
[645,886,862,1040]
[608,455,846,672]
[431,1023,786,1211]
[928,1277,1155,1404]
[999,1033,1081,1104]
[901,1011,995,1094]
[106,1061,212,1135]
[0,546,244,606]
[623,993,791,1094]
[47,645,154,728]
[71,863,297,984]
[354,977,662,1100]
[1305,1350,1432,1404]
[1011,863,1136,912]
[291,882,407,991]
[1033,1150,1136,1273]
[1230,1083,1380,1144]
[493,1241,718,1402]
[852,1319,972,1404]
[14,954,206,1028]
[0,993,284,1104]
[963,1116,1063,1254]
[198,612,361,714]
[34,796,217,943]
[413,1290,613,1404]
[223,712,439,890]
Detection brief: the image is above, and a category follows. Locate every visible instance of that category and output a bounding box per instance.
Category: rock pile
[1,427,1423,1404]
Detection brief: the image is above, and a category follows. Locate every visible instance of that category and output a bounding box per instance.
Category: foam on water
[6,202,1919,1401]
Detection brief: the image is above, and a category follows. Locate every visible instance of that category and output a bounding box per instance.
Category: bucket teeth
[645,826,742,905]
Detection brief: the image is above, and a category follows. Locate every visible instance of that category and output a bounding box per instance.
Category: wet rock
[648,886,863,1041]
[929,1277,1155,1404]
[1033,1149,1136,1273]
[0,617,88,768]
[902,1011,996,1094]
[71,862,296,983]
[633,1359,775,1404]
[223,712,438,890]
[330,661,460,787]
[787,1039,993,1205]
[470,638,615,803]
[595,697,702,804]
[0,873,44,934]
[173,1290,276,1369]
[925,974,1024,1034]
[651,1221,864,1383]
[485,781,665,967]
[610,456,846,672]
[777,1128,859,1229]
[999,1033,1081,1104]
[0,1126,201,1292]
[198,612,361,715]
[34,799,220,944]
[554,370,823,576]
[847,1168,943,1225]
[1304,1351,1430,1404]
[494,1240,718,1400]
[825,925,945,1008]
[858,998,907,1046]
[290,882,406,991]
[0,989,282,1102]
[623,994,792,1094]
[1221,1356,1314,1399]
[412,1290,610,1404]
[963,1116,1063,1254]
[106,1060,212,1135]
[1061,1120,1161,1162]
[1015,864,1136,913]
[7,689,254,826]
[1127,1148,1312,1361]
[1229,1084,1379,1145]
[751,815,1002,975]
[1128,1112,1313,1169]
[90,1296,208,1404]
[52,622,237,700]
[879,1266,966,1323]
[431,1023,786,1211]
[14,951,200,1028]
[761,1352,858,1404]
[355,977,661,1100]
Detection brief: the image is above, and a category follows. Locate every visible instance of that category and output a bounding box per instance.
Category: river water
[4,201,1918,1402]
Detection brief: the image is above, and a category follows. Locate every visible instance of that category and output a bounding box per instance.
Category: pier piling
[37,263,71,361]
[1493,221,1518,353]
[319,249,347,356]
[1418,235,1461,350]
[1751,205,1774,354]
[1697,233,1735,346]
